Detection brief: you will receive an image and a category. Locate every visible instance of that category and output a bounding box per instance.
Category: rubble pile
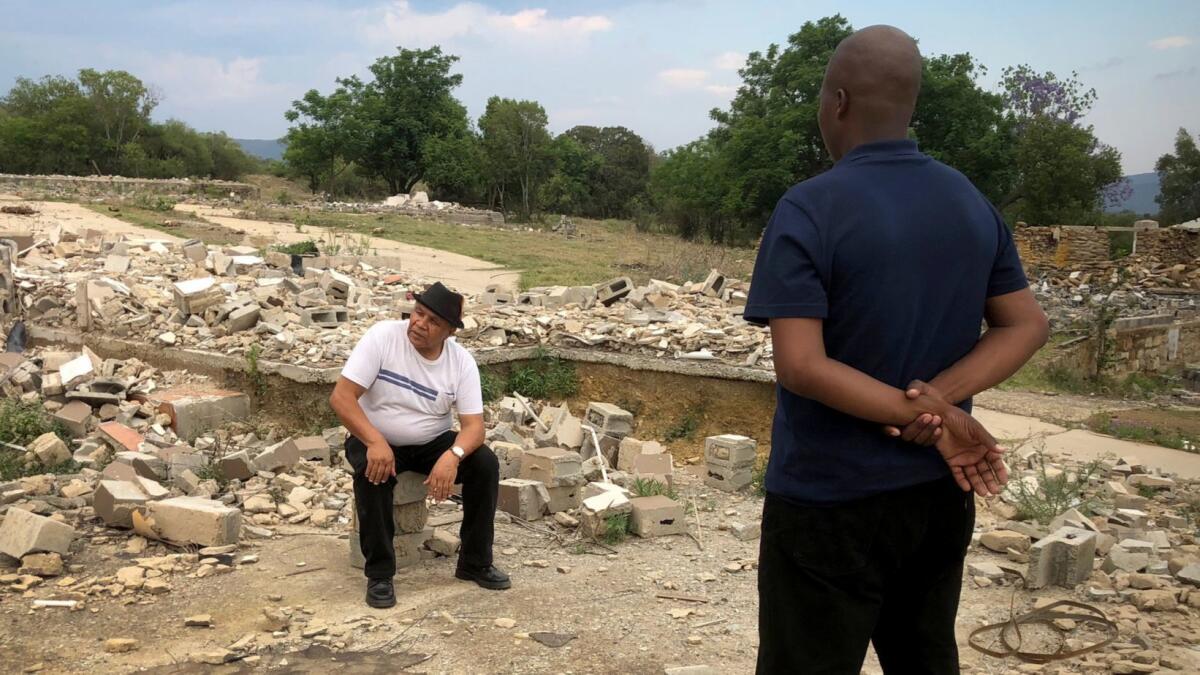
[1031,274,1200,330]
[971,449,1200,664]
[4,219,768,371]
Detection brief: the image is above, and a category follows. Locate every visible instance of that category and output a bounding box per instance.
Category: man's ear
[836,88,849,119]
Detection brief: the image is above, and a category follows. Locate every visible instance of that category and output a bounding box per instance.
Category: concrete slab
[1019,429,1200,479]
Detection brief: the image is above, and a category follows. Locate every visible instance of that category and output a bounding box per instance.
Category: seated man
[330,281,510,609]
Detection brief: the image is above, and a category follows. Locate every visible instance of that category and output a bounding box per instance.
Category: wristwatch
[450,446,466,461]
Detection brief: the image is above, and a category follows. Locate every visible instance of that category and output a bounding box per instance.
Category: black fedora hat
[413,281,465,329]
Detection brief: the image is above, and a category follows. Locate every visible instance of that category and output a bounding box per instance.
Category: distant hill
[234,138,286,161]
[1106,172,1161,216]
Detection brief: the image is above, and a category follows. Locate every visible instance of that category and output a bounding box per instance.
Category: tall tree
[562,125,652,218]
[283,87,356,193]
[998,65,1123,224]
[1155,128,1200,225]
[540,134,602,215]
[479,97,553,220]
[343,47,471,194]
[77,68,158,170]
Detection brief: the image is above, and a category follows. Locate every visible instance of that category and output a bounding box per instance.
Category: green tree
[1155,128,1200,225]
[422,129,486,204]
[540,134,602,215]
[283,87,356,192]
[342,46,471,195]
[911,54,1016,205]
[998,66,1123,224]
[479,96,553,220]
[77,68,158,171]
[0,75,96,174]
[562,125,652,218]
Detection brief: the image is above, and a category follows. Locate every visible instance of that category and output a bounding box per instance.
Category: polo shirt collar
[838,139,921,165]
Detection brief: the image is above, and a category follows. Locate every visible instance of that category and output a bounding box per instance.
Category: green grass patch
[0,399,77,480]
[83,203,242,246]
[504,349,579,400]
[600,513,630,545]
[630,477,678,501]
[479,368,506,404]
[270,239,319,255]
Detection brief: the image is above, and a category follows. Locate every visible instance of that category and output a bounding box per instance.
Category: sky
[0,0,1196,173]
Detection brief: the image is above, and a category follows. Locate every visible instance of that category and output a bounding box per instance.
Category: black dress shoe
[455,564,511,590]
[366,578,396,608]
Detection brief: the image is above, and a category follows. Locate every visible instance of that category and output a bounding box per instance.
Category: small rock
[980,530,1031,553]
[104,638,139,653]
[184,614,213,627]
[494,618,517,629]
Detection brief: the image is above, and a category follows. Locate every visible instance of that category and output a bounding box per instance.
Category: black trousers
[345,431,500,580]
[757,476,975,675]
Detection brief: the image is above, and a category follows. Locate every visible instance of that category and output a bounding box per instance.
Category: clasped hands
[883,381,1009,497]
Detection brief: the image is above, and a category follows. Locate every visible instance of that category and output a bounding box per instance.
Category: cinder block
[497,478,550,521]
[1027,526,1098,589]
[288,436,330,463]
[704,435,757,468]
[629,495,686,538]
[253,440,300,473]
[52,401,94,438]
[426,529,460,556]
[632,453,673,487]
[393,500,430,534]
[154,386,250,441]
[491,442,524,480]
[226,304,260,332]
[585,402,634,438]
[580,490,633,539]
[0,508,75,558]
[393,472,428,505]
[701,269,727,297]
[145,497,241,547]
[581,432,621,467]
[596,276,633,306]
[93,480,151,528]
[300,306,349,328]
[520,447,584,486]
[496,397,528,425]
[704,462,752,492]
[546,484,582,513]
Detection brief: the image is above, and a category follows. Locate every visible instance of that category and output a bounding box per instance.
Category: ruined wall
[1134,228,1200,265]
[0,174,259,201]
[1057,316,1200,379]
[1014,226,1111,270]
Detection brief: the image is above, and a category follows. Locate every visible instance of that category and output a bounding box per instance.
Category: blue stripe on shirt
[375,372,437,401]
[379,368,439,397]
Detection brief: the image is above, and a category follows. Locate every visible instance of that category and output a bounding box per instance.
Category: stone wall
[0,174,259,201]
[1014,226,1111,270]
[1056,316,1200,379]
[1134,228,1200,264]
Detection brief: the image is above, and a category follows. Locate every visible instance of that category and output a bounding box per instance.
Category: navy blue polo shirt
[744,139,1028,504]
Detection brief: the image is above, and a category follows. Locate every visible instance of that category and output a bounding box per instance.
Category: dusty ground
[0,196,184,243]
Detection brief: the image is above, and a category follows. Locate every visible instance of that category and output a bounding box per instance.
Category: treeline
[0,69,258,180]
[281,48,652,220]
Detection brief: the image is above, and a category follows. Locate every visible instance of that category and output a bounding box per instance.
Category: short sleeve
[743,197,829,326]
[987,208,1029,298]
[454,355,484,415]
[341,325,383,388]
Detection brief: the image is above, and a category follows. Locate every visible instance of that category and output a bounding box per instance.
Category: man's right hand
[935,407,1007,497]
[365,440,396,485]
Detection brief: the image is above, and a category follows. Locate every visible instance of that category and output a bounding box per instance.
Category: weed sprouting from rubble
[601,513,630,545]
[0,398,68,448]
[1008,448,1107,525]
[631,477,678,501]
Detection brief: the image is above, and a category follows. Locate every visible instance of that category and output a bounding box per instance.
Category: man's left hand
[424,452,460,502]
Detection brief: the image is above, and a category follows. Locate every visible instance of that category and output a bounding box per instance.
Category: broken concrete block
[704,435,756,468]
[1027,526,1097,589]
[426,529,460,556]
[104,254,130,274]
[287,436,330,463]
[546,484,582,513]
[93,480,151,528]
[580,490,633,539]
[18,551,64,577]
[596,276,633,306]
[158,445,205,477]
[701,269,727,298]
[497,478,551,521]
[181,239,207,263]
[731,521,761,541]
[145,497,241,547]
[980,530,1033,554]
[704,462,752,492]
[52,401,94,438]
[0,508,75,558]
[632,452,674,487]
[394,472,428,505]
[491,442,524,480]
[1102,544,1151,574]
[154,385,250,440]
[40,371,64,397]
[225,304,260,332]
[520,447,584,487]
[29,433,70,466]
[173,277,224,315]
[629,495,686,538]
[393,500,430,534]
[114,451,166,480]
[1127,474,1175,490]
[101,461,140,483]
[219,451,256,481]
[253,440,300,473]
[176,469,203,495]
[584,402,633,438]
[59,354,94,388]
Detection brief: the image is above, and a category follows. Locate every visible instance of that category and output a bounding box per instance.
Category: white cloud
[704,84,737,96]
[143,55,271,103]
[713,51,744,70]
[362,1,612,48]
[658,68,710,89]
[1149,36,1193,50]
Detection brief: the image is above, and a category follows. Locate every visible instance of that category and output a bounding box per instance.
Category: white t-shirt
[340,320,484,447]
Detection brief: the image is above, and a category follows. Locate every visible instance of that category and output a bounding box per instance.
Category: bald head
[818,25,923,160]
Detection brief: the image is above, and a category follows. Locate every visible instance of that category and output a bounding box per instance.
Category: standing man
[745,26,1049,673]
[330,281,510,609]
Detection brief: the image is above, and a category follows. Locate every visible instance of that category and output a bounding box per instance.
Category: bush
[631,477,677,501]
[601,513,630,545]
[1007,449,1106,525]
[0,399,66,446]
[270,239,320,255]
[505,349,578,400]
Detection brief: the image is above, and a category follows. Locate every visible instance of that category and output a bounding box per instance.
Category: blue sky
[1,1,1196,173]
